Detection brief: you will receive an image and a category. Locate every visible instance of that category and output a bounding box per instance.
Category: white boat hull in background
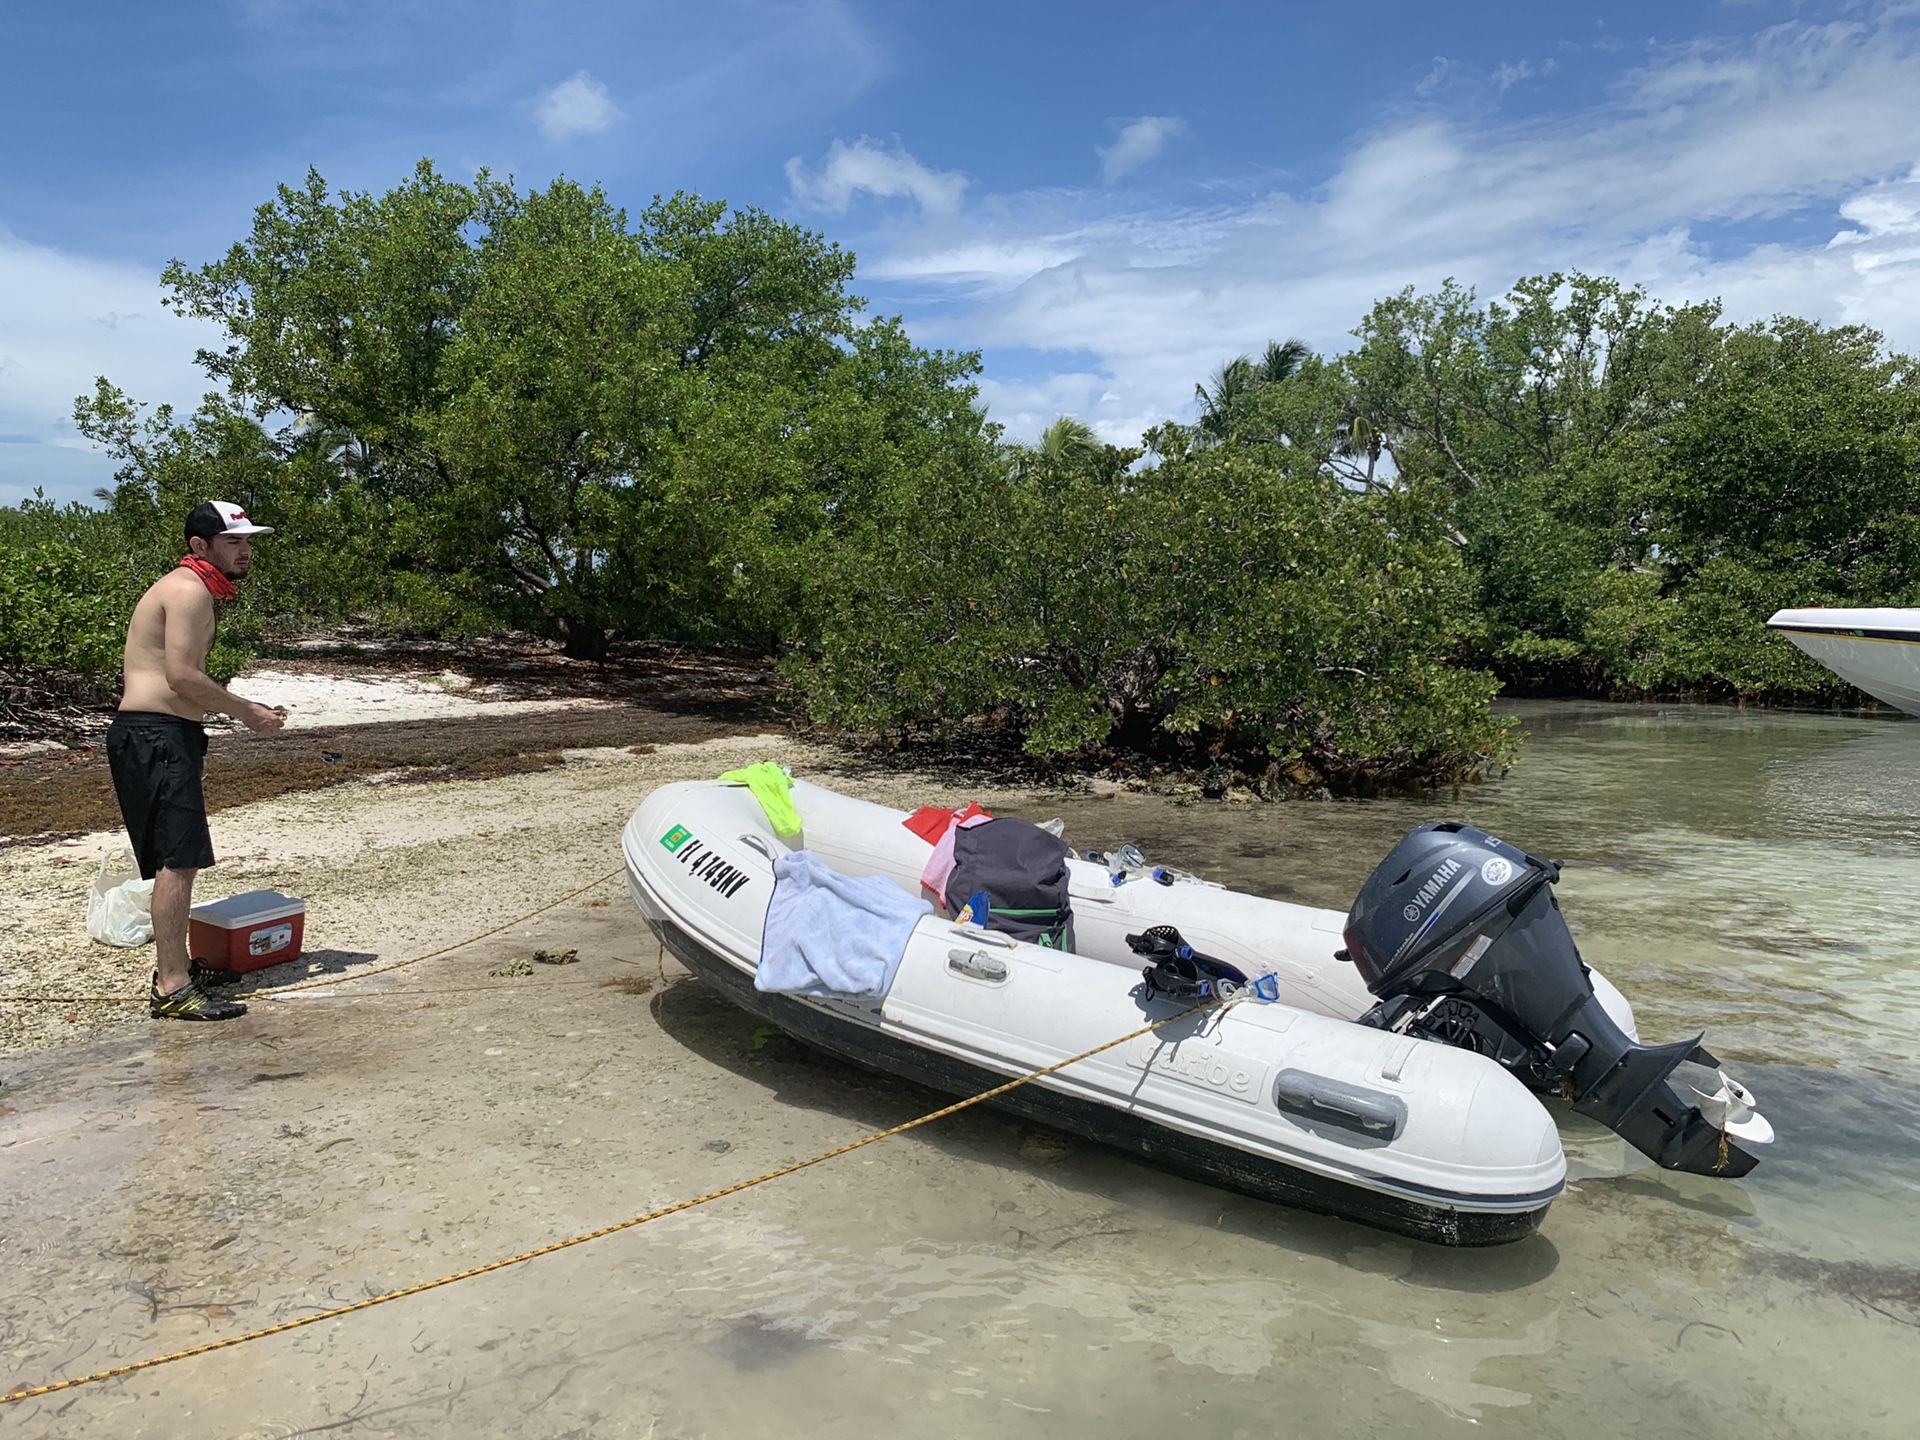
[1769,607,1920,716]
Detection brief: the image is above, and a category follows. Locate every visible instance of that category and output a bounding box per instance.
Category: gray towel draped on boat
[755,850,932,999]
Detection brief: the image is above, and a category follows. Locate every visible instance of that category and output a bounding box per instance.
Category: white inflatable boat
[620,778,1771,1246]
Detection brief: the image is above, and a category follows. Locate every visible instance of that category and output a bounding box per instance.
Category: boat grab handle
[737,833,782,868]
[948,924,1016,948]
[1272,1069,1406,1139]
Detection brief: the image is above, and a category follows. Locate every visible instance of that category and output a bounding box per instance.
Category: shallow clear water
[1037,702,1920,1270]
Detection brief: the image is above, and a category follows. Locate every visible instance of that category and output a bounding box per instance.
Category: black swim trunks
[106,711,216,878]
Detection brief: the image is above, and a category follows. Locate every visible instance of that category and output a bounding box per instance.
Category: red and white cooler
[188,889,308,974]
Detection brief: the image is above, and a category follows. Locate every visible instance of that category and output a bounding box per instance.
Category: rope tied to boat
[1,990,1225,1407]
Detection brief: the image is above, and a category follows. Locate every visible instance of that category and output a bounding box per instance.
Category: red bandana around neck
[179,554,237,602]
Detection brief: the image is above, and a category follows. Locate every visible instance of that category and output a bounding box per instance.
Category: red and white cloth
[902,803,993,903]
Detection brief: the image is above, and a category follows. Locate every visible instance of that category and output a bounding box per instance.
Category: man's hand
[242,702,287,736]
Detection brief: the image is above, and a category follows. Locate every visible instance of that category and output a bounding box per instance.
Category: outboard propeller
[1341,822,1773,1177]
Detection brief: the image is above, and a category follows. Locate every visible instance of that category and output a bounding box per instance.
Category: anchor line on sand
[1,994,1224,1406]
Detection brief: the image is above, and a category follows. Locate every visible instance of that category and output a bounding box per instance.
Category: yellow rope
[265,868,623,995]
[1,994,1219,1406]
[0,868,624,1007]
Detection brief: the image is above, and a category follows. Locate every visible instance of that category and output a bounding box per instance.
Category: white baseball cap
[186,500,275,539]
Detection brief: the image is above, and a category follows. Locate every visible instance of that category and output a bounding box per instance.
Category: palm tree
[1194,337,1313,444]
[1193,355,1256,443]
[1254,338,1310,385]
[1332,411,1386,492]
[1007,416,1106,483]
[1036,416,1103,470]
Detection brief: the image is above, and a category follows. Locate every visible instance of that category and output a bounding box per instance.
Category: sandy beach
[0,656,951,1058]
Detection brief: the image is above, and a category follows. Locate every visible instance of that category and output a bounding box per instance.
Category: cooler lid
[189,889,307,928]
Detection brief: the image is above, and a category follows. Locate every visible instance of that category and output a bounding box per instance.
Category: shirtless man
[109,501,285,1020]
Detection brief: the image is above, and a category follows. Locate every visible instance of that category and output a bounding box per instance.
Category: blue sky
[5,0,1920,504]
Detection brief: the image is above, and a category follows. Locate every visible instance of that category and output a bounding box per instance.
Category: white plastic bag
[86,847,154,947]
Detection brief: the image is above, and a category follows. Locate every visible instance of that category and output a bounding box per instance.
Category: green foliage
[1651,317,1920,586]
[34,153,1913,780]
[1342,273,1920,701]
[71,386,436,643]
[0,529,130,674]
[111,164,962,659]
[787,425,1512,789]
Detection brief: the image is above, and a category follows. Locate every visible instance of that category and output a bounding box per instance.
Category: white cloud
[1628,166,1920,343]
[785,137,968,215]
[1097,116,1186,183]
[533,70,621,142]
[865,239,1082,288]
[1493,58,1555,91]
[975,371,1155,450]
[1415,56,1458,97]
[0,227,223,504]
[845,13,1920,442]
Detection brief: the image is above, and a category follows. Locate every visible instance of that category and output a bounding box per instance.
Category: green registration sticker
[660,824,692,853]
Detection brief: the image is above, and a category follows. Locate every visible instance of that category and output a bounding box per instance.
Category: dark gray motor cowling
[1343,822,1761,1178]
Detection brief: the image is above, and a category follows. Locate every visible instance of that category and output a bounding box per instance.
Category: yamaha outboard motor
[1344,822,1769,1177]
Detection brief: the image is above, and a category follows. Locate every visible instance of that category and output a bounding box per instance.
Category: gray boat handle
[1272,1070,1406,1138]
[948,948,1010,982]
